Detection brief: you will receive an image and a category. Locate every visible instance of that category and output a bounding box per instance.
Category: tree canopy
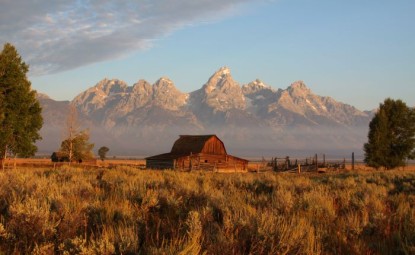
[98,146,109,161]
[54,104,94,163]
[0,43,43,166]
[58,130,94,162]
[364,98,415,169]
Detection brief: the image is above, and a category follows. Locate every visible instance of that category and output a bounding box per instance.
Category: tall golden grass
[0,166,414,254]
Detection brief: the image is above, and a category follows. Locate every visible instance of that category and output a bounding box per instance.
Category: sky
[1,0,414,111]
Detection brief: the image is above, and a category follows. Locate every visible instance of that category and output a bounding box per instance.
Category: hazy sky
[1,0,414,111]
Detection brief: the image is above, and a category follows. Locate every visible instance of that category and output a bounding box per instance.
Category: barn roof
[170,135,226,154]
[145,153,182,160]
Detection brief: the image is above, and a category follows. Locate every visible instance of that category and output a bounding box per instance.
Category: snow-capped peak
[211,66,231,79]
[242,79,274,95]
[219,66,230,75]
[159,76,172,82]
[253,79,265,86]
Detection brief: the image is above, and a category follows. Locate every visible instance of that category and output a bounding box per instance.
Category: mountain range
[36,67,373,158]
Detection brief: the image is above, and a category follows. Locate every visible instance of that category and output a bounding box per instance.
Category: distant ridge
[37,67,373,157]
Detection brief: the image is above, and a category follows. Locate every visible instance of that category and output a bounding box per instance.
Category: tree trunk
[2,145,7,170]
[69,139,73,166]
[13,155,16,170]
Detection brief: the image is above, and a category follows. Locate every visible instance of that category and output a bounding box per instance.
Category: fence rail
[249,153,357,173]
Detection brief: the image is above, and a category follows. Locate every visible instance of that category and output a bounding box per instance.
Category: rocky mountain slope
[37,67,373,157]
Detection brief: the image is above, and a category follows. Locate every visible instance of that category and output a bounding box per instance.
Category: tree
[51,152,60,162]
[58,130,94,163]
[57,104,94,163]
[0,43,43,169]
[98,146,110,161]
[364,98,415,169]
[64,104,79,164]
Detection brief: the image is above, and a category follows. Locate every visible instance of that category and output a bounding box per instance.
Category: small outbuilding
[146,135,248,171]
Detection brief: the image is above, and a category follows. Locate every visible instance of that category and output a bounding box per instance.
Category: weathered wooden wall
[174,153,247,171]
[200,137,226,155]
[146,159,175,170]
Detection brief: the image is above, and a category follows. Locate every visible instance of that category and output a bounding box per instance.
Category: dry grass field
[0,164,415,254]
[1,158,146,169]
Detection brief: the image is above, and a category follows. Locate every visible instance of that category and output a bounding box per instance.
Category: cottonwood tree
[364,98,415,169]
[58,131,94,163]
[0,43,43,169]
[57,104,94,163]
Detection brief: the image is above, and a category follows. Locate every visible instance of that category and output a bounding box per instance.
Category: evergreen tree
[98,146,110,161]
[0,43,43,168]
[364,98,415,169]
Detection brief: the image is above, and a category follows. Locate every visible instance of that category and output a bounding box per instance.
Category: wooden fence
[250,154,348,173]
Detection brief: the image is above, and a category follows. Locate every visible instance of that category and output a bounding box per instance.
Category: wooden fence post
[285,156,290,170]
[189,152,193,171]
[274,157,278,171]
[352,152,355,170]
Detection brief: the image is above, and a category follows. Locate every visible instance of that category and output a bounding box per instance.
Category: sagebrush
[0,166,414,254]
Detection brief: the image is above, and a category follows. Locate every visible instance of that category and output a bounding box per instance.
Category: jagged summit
[132,80,152,92]
[153,77,176,90]
[242,79,274,95]
[94,79,128,95]
[203,66,237,93]
[152,77,187,111]
[216,66,231,76]
[286,81,312,98]
[288,80,309,91]
[157,76,174,83]
[196,67,245,111]
[253,79,266,86]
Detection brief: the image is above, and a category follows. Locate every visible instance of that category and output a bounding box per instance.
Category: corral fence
[251,152,415,173]
[270,154,346,173]
[250,153,359,173]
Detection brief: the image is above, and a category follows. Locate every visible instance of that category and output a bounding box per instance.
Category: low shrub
[0,167,414,254]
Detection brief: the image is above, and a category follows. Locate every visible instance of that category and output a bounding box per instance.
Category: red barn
[146,135,248,171]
